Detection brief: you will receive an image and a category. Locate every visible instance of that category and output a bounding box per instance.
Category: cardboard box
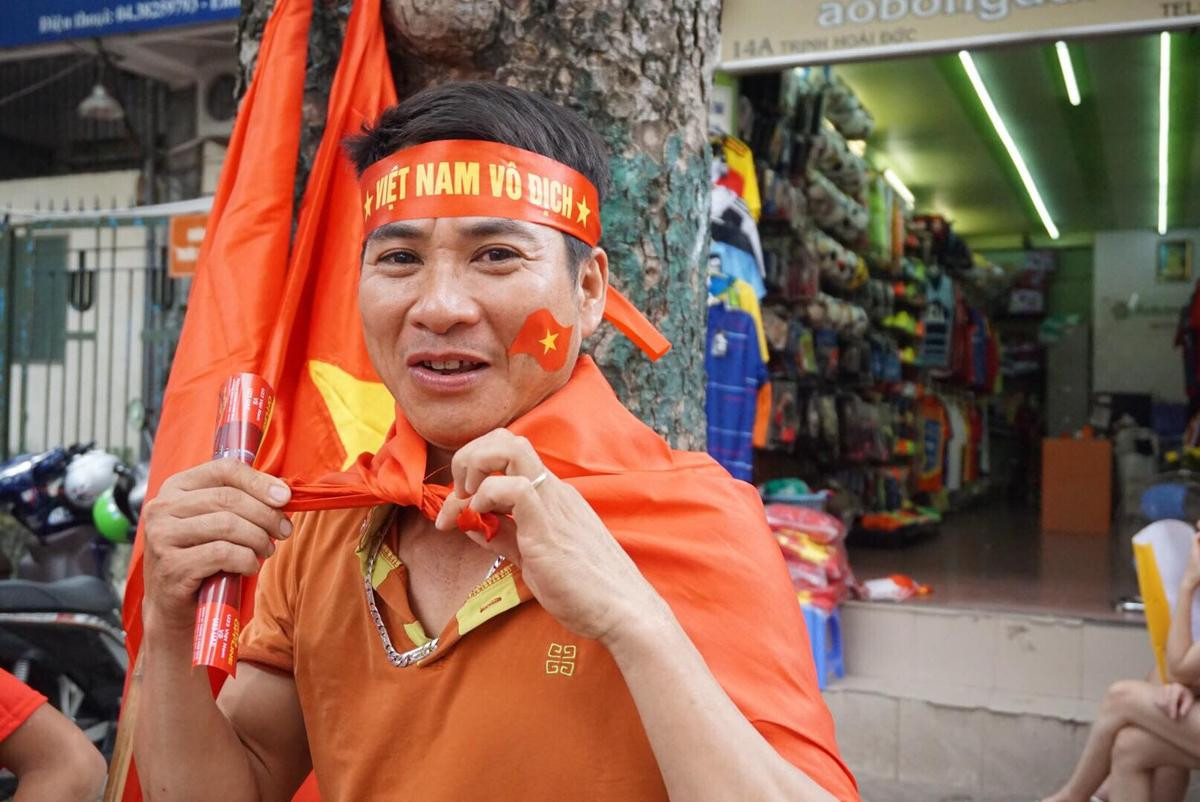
[1041,437,1112,534]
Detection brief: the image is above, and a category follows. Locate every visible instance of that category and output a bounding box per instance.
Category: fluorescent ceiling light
[1055,41,1081,106]
[884,168,915,207]
[958,50,1060,240]
[1159,32,1170,236]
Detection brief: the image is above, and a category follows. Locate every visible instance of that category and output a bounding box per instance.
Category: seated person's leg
[1108,681,1200,760]
[1152,765,1190,802]
[1044,680,1200,802]
[1093,669,1175,802]
[1109,725,1196,802]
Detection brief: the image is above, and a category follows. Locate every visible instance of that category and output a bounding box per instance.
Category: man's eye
[379,250,418,265]
[480,247,519,263]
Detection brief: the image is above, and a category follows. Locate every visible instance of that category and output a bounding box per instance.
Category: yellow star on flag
[538,329,559,354]
[575,197,591,226]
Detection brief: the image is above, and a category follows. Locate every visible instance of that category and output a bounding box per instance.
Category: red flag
[117,0,396,799]
[507,308,575,372]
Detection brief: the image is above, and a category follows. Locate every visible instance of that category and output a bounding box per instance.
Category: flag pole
[102,651,143,802]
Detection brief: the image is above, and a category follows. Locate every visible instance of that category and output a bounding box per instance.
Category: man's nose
[407,263,482,335]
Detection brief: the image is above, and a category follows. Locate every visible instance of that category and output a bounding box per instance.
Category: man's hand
[1155,682,1195,720]
[434,428,665,645]
[141,458,293,633]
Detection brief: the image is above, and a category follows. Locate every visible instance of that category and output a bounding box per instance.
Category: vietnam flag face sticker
[508,308,574,372]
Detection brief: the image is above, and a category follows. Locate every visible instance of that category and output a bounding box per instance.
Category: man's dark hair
[346,81,610,273]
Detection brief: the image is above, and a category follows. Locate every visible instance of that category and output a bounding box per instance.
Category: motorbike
[0,444,146,774]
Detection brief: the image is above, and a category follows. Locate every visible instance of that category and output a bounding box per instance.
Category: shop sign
[0,0,240,50]
[721,0,1200,71]
[168,212,208,277]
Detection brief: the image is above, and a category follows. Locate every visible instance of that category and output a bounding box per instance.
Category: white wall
[201,141,227,196]
[1,171,149,457]
[1092,228,1200,404]
[0,170,141,212]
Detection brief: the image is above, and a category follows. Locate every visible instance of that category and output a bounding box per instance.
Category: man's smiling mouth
[418,360,486,375]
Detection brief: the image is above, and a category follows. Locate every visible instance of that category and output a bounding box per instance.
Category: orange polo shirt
[239,504,856,800]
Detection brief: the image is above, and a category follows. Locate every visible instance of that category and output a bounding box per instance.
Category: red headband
[359,139,602,246]
[358,139,670,360]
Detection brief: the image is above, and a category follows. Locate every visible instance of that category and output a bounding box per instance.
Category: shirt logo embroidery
[545,643,577,676]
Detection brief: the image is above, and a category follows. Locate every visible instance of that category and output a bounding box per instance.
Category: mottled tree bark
[238,0,717,449]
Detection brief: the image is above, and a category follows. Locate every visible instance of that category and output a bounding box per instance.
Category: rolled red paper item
[193,373,275,676]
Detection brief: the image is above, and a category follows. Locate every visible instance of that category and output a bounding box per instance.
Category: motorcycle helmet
[64,449,119,510]
[92,487,132,544]
[114,462,149,525]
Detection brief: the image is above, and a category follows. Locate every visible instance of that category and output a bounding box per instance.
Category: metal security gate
[0,208,189,461]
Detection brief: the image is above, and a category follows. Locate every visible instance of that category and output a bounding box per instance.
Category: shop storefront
[706,0,1200,618]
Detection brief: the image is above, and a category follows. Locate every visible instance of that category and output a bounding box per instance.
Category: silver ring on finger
[529,471,548,491]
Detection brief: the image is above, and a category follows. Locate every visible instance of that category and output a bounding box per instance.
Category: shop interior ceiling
[834,31,1200,244]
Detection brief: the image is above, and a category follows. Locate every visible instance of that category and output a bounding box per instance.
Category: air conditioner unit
[196,71,237,139]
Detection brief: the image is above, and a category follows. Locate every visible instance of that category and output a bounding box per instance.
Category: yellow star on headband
[576,197,591,226]
[539,330,559,354]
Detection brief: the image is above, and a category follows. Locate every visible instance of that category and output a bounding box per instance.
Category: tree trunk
[238,0,718,449]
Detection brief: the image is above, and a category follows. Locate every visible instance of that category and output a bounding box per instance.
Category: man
[0,667,107,800]
[134,81,856,801]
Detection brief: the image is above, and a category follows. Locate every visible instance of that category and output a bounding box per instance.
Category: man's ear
[577,248,608,339]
